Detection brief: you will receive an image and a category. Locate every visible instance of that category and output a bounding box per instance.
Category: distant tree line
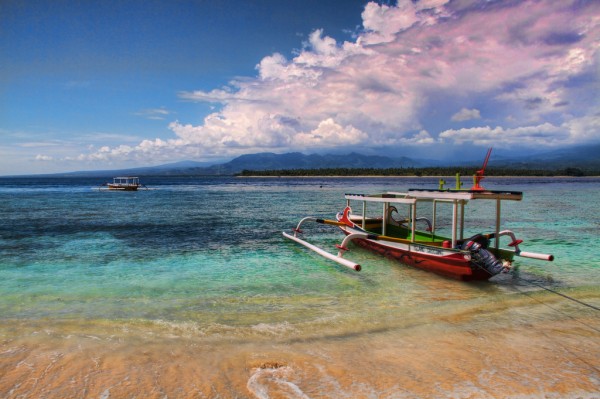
[237,167,595,177]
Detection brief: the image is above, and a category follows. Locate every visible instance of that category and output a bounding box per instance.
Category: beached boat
[104,176,144,191]
[283,151,554,281]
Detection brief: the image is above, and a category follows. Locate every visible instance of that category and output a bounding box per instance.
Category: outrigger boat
[101,176,146,191]
[283,150,554,281]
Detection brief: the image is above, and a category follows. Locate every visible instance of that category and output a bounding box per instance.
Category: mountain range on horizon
[11,144,600,178]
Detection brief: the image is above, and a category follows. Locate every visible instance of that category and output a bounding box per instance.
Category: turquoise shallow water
[0,176,598,325]
[0,176,599,398]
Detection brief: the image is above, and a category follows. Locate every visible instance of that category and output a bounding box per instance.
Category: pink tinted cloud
[77,0,600,163]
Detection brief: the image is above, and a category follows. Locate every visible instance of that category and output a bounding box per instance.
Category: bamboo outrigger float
[283,150,554,281]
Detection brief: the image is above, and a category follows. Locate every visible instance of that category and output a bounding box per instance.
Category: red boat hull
[351,237,492,281]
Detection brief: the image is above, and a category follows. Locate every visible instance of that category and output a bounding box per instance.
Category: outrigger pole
[283,232,361,271]
[283,217,362,271]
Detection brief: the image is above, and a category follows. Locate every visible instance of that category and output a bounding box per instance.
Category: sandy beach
[2,294,598,399]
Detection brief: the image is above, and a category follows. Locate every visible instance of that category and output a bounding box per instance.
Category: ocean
[0,176,598,398]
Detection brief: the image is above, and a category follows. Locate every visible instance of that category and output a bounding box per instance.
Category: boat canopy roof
[345,189,522,203]
[111,176,140,185]
[407,189,522,201]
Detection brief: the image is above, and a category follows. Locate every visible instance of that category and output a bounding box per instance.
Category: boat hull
[348,234,492,281]
[107,184,139,191]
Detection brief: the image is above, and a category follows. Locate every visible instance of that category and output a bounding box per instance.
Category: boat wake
[247,363,310,399]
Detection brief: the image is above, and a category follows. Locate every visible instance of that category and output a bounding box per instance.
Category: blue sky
[1,0,599,175]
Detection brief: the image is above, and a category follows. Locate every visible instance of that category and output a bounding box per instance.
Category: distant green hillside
[17,143,600,177]
[237,166,596,177]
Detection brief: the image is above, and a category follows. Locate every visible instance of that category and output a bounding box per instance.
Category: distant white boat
[101,176,147,191]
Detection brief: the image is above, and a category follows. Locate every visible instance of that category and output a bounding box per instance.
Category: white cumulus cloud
[70,0,600,164]
[451,108,481,122]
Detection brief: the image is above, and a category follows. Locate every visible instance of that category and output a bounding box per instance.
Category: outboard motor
[461,234,507,276]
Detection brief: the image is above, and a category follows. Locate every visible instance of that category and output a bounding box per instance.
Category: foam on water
[247,364,310,399]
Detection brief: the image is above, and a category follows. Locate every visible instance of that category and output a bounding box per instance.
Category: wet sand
[1,304,599,399]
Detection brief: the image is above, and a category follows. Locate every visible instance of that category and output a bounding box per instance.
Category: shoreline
[2,175,599,398]
[2,303,598,398]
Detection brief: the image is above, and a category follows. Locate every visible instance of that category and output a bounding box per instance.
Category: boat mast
[471,147,492,191]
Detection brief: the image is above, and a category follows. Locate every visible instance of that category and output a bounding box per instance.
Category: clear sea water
[0,176,599,398]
